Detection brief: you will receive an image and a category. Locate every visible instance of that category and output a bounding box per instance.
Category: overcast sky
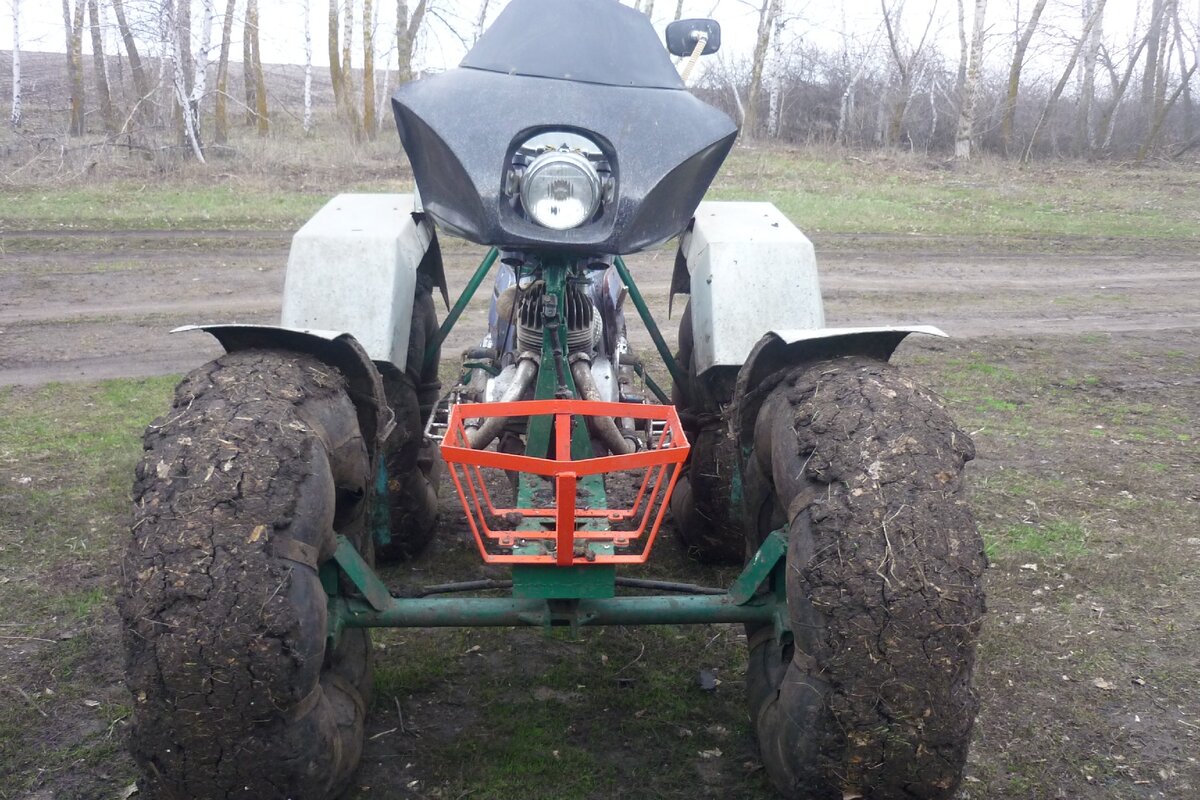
[0,0,1164,83]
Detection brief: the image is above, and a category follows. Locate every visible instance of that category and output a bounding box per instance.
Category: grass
[4,145,1200,247]
[984,519,1090,560]
[709,148,1200,241]
[0,184,329,231]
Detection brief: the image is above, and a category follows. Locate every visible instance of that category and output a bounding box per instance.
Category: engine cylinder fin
[517,280,596,354]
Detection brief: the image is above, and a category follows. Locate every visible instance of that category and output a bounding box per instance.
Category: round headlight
[519,150,602,230]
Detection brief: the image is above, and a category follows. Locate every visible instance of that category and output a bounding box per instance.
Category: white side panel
[685,201,824,374]
[281,193,430,370]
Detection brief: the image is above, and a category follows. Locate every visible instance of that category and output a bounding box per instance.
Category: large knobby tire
[669,299,744,564]
[744,356,986,799]
[375,276,443,562]
[119,350,373,800]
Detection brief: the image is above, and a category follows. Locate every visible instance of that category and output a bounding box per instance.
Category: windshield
[461,0,685,90]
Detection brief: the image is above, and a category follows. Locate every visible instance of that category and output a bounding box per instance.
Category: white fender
[280,193,432,371]
[679,200,824,375]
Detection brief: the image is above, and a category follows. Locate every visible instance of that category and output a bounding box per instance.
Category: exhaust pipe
[570,356,636,456]
[467,356,538,450]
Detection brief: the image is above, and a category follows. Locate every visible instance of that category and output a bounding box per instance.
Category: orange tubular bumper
[440,399,690,566]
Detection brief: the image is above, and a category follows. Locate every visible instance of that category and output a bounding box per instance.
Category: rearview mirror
[665,19,721,57]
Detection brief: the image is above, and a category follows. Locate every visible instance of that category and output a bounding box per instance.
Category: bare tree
[745,0,782,135]
[364,0,377,139]
[954,0,986,159]
[1171,0,1193,141]
[304,0,314,134]
[248,0,268,135]
[214,0,237,144]
[397,0,429,84]
[1138,4,1196,158]
[673,0,684,21]
[187,0,216,145]
[999,0,1048,156]
[475,0,490,41]
[1022,0,1108,162]
[86,0,118,135]
[11,0,20,128]
[1141,0,1166,107]
[880,0,937,147]
[168,0,205,160]
[340,0,362,133]
[329,0,345,110]
[1074,0,1104,153]
[111,0,153,124]
[243,0,255,123]
[63,0,86,136]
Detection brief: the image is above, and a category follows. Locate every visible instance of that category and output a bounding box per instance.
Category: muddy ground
[0,229,1198,799]
[3,232,1199,385]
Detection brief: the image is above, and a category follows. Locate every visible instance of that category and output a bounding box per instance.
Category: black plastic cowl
[391,0,738,255]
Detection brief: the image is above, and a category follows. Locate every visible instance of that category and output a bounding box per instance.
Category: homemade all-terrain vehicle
[119,1,986,798]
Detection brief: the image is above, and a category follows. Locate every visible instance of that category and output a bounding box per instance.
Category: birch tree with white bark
[167,0,205,160]
[954,0,986,159]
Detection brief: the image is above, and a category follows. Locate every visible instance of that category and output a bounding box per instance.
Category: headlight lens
[519,149,602,230]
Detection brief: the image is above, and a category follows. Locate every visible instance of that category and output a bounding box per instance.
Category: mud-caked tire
[669,299,744,564]
[375,280,443,562]
[119,350,374,800]
[743,356,986,799]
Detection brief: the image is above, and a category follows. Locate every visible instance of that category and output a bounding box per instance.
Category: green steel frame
[345,248,791,636]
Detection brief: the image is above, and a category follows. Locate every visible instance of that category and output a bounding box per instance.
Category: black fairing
[391,0,738,255]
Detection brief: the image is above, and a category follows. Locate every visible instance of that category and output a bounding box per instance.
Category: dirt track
[2,231,1198,386]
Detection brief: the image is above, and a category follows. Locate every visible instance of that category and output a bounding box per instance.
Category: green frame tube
[424,246,500,373]
[333,592,778,629]
[613,255,689,393]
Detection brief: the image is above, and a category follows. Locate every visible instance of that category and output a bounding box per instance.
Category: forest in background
[2,0,1198,172]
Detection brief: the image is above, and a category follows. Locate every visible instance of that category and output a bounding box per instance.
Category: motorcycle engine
[516,280,601,354]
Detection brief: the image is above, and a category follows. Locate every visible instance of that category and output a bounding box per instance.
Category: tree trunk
[214,0,237,144]
[1173,0,1193,142]
[397,0,428,84]
[954,0,987,159]
[1142,0,1165,106]
[643,0,656,19]
[248,0,268,135]
[999,0,1048,156]
[168,0,205,161]
[475,0,490,41]
[339,0,361,134]
[1074,0,1102,154]
[955,0,968,98]
[364,0,376,139]
[1138,62,1198,159]
[62,0,86,136]
[304,0,314,134]
[881,0,937,147]
[243,1,255,124]
[187,0,215,148]
[745,0,781,136]
[1096,25,1154,151]
[11,0,21,128]
[1022,0,1108,163]
[329,0,344,110]
[87,0,117,135]
[673,0,684,21]
[111,0,152,123]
